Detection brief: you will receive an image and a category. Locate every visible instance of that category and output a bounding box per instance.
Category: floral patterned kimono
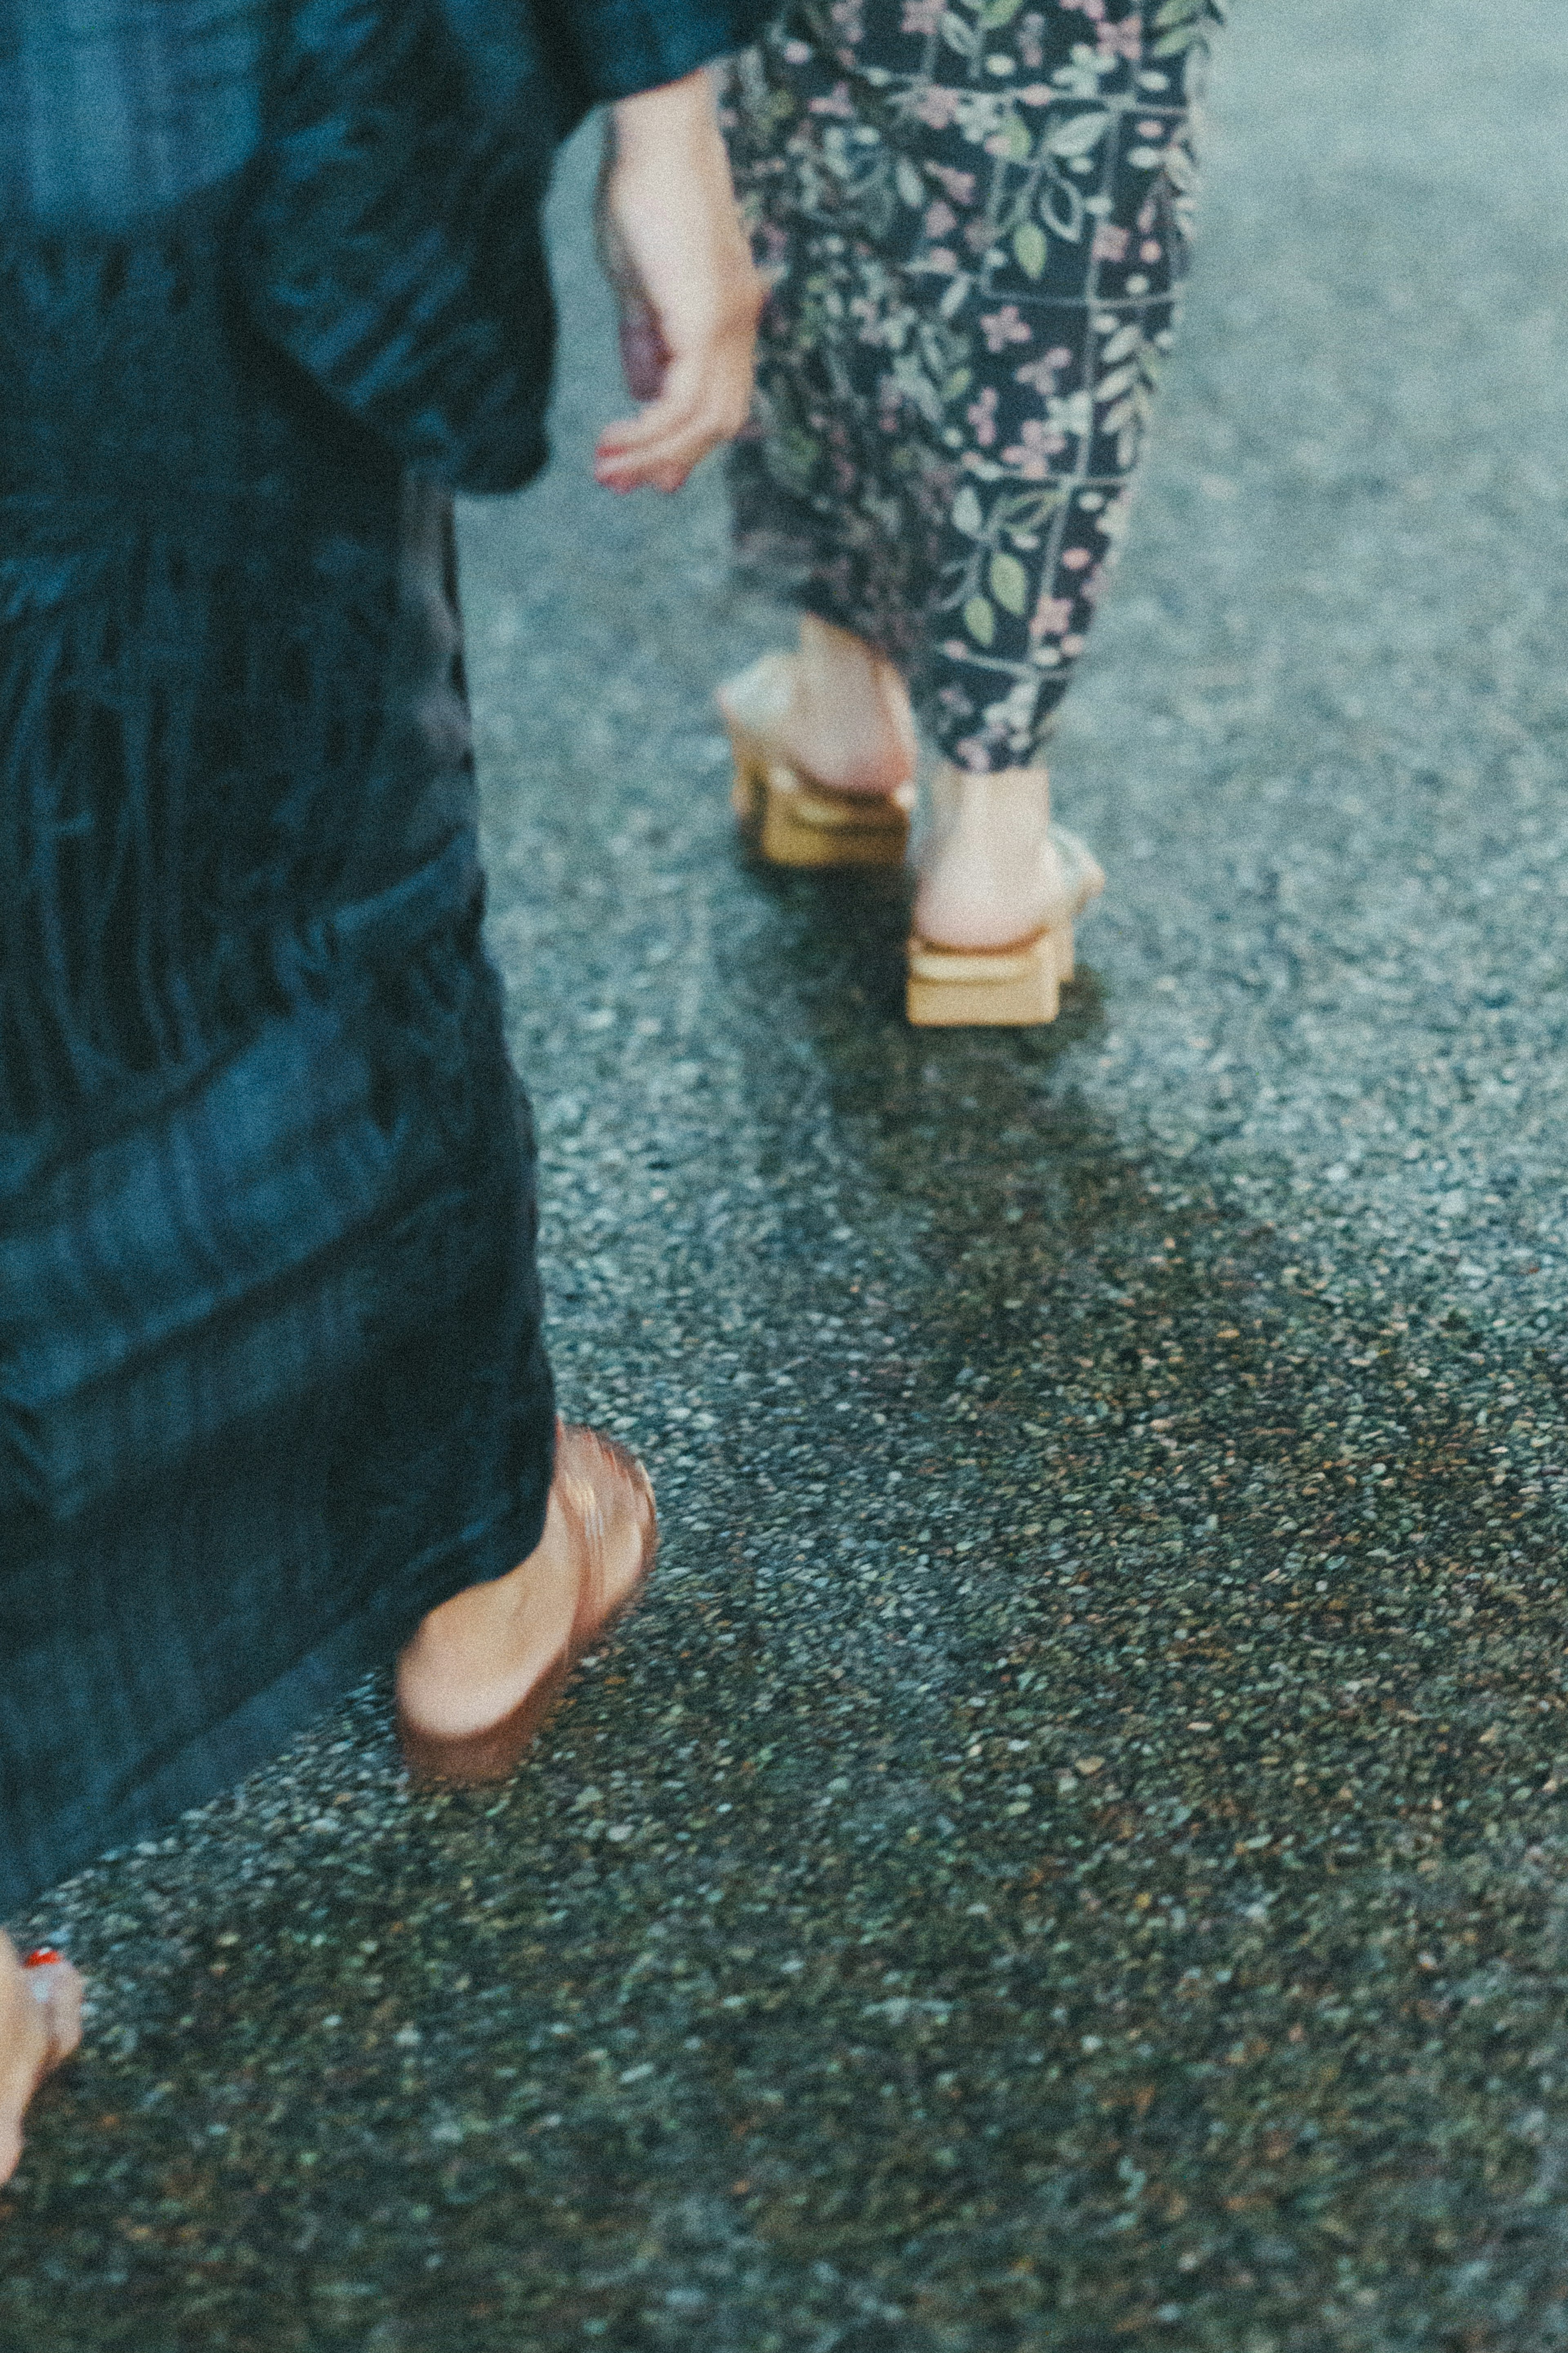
[722,0,1227,772]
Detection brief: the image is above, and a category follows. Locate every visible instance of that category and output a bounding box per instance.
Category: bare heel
[720,654,915,870]
[396,1428,657,1789]
[906,825,1103,1027]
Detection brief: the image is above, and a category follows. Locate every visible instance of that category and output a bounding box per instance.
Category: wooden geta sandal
[906,826,1105,1027]
[720,653,915,870]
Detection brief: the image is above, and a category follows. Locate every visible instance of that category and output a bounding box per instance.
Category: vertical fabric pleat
[0,178,553,1923]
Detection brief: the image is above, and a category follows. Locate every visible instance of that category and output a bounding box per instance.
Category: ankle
[797,612,882,694]
[914,763,1064,950]
[784,616,915,795]
[932,761,1051,834]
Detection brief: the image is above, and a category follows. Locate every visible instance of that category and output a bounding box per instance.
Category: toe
[42,1961,85,2065]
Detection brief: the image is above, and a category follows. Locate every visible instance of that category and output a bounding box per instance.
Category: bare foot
[395,1425,657,1784]
[718,615,915,798]
[913,763,1094,950]
[0,1935,84,2187]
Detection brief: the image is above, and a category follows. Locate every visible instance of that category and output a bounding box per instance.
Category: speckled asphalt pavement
[6,4,1568,2346]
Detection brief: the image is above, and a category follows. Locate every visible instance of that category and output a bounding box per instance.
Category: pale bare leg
[913,762,1085,951]
[0,1934,83,2188]
[395,1426,655,1779]
[719,614,916,798]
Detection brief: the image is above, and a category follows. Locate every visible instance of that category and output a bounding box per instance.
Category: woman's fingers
[593,407,738,491]
[594,346,755,491]
[597,343,752,456]
[594,383,751,479]
[593,69,762,495]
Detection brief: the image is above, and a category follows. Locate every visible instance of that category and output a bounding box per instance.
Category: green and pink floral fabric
[722,0,1225,770]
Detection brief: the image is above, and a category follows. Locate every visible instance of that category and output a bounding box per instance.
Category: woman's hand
[592,70,762,494]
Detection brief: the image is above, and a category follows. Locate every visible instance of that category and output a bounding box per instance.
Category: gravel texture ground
[5,4,1568,2347]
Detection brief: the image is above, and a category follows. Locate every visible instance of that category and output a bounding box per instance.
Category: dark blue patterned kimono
[0,0,770,1916]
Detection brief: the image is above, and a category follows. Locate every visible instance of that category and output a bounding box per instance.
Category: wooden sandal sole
[906,928,1071,1026]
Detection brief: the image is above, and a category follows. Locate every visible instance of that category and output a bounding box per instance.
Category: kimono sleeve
[533,0,782,113]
